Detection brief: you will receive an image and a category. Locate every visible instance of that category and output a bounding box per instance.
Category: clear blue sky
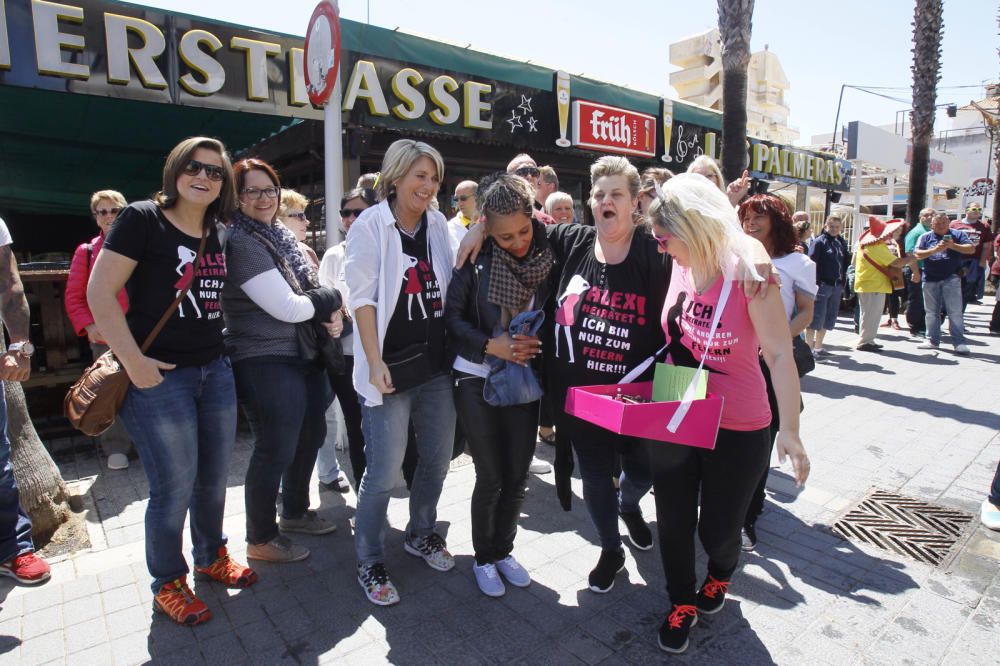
[138,0,996,145]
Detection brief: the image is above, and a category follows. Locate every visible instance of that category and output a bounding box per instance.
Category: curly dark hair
[738,194,797,256]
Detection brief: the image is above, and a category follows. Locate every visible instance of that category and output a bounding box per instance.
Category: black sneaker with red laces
[657,603,698,653]
[696,574,731,615]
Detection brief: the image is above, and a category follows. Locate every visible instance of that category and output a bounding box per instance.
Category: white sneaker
[954,344,971,355]
[529,457,552,474]
[107,453,129,470]
[473,562,506,597]
[917,342,940,350]
[495,555,531,587]
[982,500,1000,531]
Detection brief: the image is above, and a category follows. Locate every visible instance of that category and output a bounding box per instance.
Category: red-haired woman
[738,194,816,549]
[222,159,343,564]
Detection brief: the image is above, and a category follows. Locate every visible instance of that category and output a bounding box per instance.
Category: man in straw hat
[852,216,913,352]
[913,212,976,355]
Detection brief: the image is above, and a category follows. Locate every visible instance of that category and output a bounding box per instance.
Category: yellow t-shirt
[853,242,895,294]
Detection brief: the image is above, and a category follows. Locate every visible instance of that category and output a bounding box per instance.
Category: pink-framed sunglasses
[651,231,675,251]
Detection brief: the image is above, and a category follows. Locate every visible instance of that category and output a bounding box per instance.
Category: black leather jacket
[444,222,555,366]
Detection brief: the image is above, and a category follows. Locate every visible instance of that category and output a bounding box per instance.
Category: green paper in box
[652,363,708,402]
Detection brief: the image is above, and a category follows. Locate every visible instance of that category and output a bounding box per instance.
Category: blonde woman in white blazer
[344,140,457,606]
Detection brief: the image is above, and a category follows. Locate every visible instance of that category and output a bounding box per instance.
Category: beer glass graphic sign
[555,71,571,147]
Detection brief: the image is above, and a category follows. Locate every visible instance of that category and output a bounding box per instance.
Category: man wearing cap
[914,213,976,355]
[950,203,994,306]
[852,217,913,352]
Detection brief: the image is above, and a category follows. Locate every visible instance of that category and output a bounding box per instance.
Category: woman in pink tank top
[643,173,810,655]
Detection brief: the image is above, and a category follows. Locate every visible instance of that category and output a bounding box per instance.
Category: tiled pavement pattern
[1,304,999,665]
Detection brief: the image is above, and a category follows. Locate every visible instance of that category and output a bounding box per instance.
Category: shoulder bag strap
[138,225,208,354]
[861,249,894,279]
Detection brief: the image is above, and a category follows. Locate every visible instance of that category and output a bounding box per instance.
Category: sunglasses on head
[286,212,307,221]
[514,166,540,178]
[340,208,366,219]
[93,207,122,217]
[651,231,674,251]
[182,159,225,182]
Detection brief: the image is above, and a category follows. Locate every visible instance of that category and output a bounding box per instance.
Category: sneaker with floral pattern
[358,562,400,606]
[403,532,455,572]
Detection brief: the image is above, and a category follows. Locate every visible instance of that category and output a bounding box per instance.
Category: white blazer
[343,199,455,407]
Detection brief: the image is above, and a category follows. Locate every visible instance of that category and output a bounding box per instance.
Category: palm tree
[906,0,944,228]
[717,0,755,184]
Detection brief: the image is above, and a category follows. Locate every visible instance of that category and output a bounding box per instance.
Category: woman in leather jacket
[444,173,554,597]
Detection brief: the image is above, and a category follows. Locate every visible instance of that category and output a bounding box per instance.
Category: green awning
[0,85,290,216]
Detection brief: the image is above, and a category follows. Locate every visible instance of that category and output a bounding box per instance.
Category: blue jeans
[234,357,330,544]
[563,417,652,551]
[355,374,456,566]
[0,383,34,564]
[119,356,237,593]
[922,275,966,346]
[809,283,843,331]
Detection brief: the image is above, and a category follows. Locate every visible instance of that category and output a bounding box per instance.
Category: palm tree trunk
[4,380,70,540]
[717,0,755,184]
[906,0,944,228]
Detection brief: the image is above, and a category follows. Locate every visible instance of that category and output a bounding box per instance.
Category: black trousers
[453,373,537,565]
[328,356,366,488]
[746,360,780,525]
[649,427,771,605]
[905,271,926,334]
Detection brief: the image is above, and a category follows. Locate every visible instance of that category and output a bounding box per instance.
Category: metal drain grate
[831,489,975,566]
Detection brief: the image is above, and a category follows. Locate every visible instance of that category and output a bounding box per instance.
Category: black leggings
[887,287,906,319]
[649,427,771,605]
[453,373,537,564]
[328,356,366,488]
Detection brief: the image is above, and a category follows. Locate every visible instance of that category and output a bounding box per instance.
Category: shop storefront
[0,0,726,393]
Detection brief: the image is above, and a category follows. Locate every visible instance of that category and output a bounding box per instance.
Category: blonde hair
[377,140,445,201]
[154,136,236,221]
[279,189,310,218]
[588,155,640,205]
[686,155,725,192]
[648,173,752,288]
[90,189,126,212]
[539,165,559,190]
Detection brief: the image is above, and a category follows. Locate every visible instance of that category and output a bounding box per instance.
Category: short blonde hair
[377,140,445,201]
[544,191,573,214]
[588,155,640,205]
[539,166,559,189]
[90,189,126,212]
[280,189,309,218]
[686,155,725,192]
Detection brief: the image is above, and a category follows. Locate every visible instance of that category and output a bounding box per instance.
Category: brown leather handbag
[64,228,207,436]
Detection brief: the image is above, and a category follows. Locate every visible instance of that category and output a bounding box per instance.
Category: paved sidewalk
[1,304,999,665]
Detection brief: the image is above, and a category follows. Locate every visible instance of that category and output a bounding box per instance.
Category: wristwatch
[8,341,35,358]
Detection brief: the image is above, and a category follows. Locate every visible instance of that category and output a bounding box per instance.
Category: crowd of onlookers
[0,135,995,657]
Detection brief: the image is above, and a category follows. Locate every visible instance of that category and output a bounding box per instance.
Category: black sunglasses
[285,212,308,221]
[454,194,473,202]
[340,208,366,218]
[182,159,225,182]
[93,207,122,217]
[514,166,540,178]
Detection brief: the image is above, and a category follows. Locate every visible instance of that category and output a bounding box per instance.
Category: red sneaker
[153,576,211,626]
[194,546,258,588]
[0,552,51,585]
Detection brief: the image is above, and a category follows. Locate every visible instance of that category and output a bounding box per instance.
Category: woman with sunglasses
[223,159,343,565]
[278,189,320,268]
[65,189,132,470]
[318,188,376,491]
[645,174,809,654]
[88,138,256,626]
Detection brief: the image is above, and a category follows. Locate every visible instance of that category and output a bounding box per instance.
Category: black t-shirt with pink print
[103,201,227,367]
[544,223,670,397]
[382,220,446,373]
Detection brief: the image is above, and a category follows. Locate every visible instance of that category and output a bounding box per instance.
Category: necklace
[390,201,421,239]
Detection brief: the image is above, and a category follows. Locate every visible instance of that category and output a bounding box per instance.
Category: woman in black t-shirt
[89,137,256,626]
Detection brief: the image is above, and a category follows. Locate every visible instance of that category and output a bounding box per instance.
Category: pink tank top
[661,265,771,431]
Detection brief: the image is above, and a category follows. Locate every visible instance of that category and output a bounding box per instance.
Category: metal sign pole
[324,81,343,247]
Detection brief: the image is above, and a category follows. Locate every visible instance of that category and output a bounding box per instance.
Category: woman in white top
[344,140,457,606]
[317,187,376,490]
[738,193,816,550]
